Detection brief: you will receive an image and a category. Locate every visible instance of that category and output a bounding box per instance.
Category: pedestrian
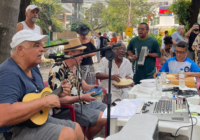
[185,23,200,61]
[76,24,96,85]
[171,25,185,56]
[127,22,161,84]
[110,32,117,45]
[160,36,173,65]
[161,31,168,49]
[100,32,110,58]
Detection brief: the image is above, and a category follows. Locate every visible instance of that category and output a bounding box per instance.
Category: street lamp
[48,0,59,46]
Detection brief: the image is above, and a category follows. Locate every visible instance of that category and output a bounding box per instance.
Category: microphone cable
[70,56,86,140]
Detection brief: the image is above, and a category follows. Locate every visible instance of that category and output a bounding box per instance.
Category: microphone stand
[54,43,120,136]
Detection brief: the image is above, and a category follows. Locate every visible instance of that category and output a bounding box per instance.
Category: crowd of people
[1,3,200,140]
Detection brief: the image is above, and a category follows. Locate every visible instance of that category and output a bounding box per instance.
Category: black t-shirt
[100,36,110,48]
[81,41,96,65]
[100,36,110,57]
[188,32,198,52]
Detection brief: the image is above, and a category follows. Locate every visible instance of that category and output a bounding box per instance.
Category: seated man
[96,43,133,102]
[154,41,200,78]
[48,38,107,140]
[0,30,85,140]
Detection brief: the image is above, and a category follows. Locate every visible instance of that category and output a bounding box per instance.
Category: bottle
[156,73,162,96]
[179,68,185,88]
[161,72,166,85]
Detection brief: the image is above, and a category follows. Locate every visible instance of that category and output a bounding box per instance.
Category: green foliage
[84,2,107,31]
[167,26,177,36]
[149,33,162,47]
[44,38,67,46]
[70,22,92,32]
[168,0,191,26]
[103,0,156,33]
[32,0,64,35]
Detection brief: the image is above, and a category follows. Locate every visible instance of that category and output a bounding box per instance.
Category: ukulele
[22,85,64,128]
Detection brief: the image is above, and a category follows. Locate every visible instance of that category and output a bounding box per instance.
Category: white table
[110,85,200,140]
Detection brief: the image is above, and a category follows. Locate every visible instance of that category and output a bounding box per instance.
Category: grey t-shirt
[0,57,44,133]
[171,31,184,52]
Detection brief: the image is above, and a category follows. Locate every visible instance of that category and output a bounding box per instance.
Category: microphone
[44,48,71,59]
[44,42,69,48]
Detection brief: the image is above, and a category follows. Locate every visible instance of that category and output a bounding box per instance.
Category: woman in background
[76,24,96,85]
[110,32,117,45]
[160,36,173,65]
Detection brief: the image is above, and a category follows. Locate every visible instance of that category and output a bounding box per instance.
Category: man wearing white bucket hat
[0,30,86,140]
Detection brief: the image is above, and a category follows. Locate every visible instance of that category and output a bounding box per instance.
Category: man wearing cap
[48,38,107,140]
[0,30,86,140]
[16,5,42,34]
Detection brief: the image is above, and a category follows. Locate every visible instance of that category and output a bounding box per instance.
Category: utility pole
[128,0,133,23]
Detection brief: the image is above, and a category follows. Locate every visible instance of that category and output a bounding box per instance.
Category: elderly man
[100,32,110,58]
[154,41,200,78]
[171,25,185,56]
[48,38,107,140]
[127,22,161,84]
[0,30,85,140]
[16,5,42,34]
[96,43,133,102]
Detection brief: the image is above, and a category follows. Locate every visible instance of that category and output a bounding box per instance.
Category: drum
[113,78,134,89]
[167,74,196,88]
[88,87,103,97]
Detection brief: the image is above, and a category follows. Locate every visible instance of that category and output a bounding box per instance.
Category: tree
[102,0,155,34]
[18,0,31,22]
[168,0,200,29]
[0,0,21,63]
[84,2,108,31]
[32,0,64,35]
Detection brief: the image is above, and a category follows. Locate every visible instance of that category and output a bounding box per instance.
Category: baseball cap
[26,5,40,12]
[10,30,48,49]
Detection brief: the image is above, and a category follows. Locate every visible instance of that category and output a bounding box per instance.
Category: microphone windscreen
[113,43,122,48]
[44,48,57,59]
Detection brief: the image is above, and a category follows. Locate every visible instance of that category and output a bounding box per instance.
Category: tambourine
[88,87,103,97]
[113,78,134,89]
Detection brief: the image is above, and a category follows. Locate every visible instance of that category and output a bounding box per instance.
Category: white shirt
[96,57,133,101]
[95,37,101,49]
[161,35,165,49]
[21,21,41,35]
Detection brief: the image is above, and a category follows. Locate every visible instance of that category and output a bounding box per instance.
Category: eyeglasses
[174,50,186,55]
[137,28,146,31]
[33,43,44,48]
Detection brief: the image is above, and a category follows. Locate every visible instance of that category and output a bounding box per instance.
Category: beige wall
[56,30,77,40]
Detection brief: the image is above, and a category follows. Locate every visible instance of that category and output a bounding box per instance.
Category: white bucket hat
[26,5,40,12]
[10,30,48,49]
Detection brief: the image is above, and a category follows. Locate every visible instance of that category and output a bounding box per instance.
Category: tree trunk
[0,0,21,64]
[18,0,31,22]
[188,0,200,28]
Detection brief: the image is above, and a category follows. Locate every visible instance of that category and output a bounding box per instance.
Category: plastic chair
[156,58,162,71]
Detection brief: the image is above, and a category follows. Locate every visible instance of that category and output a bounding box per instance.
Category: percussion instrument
[113,78,134,89]
[167,74,196,88]
[138,46,148,66]
[88,87,103,97]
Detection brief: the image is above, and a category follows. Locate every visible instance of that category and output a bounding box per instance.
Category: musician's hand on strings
[132,55,138,60]
[81,92,96,102]
[44,94,60,108]
[145,53,149,57]
[111,74,121,82]
[59,79,71,97]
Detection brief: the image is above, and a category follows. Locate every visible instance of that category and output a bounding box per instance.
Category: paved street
[40,62,188,140]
